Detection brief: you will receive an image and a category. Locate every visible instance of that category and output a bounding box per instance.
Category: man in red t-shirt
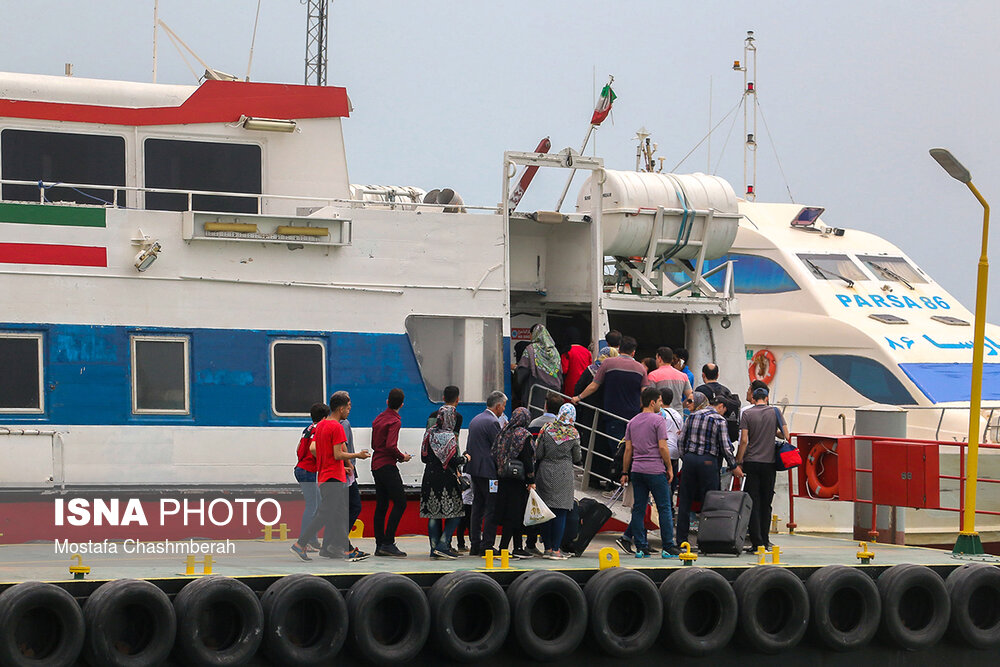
[293,393,371,561]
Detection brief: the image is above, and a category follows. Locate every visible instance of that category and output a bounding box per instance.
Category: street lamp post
[929,148,990,555]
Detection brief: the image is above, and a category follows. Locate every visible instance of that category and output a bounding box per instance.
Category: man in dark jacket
[465,390,506,556]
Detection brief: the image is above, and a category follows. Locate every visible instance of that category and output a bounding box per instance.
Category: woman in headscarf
[535,403,582,559]
[420,405,470,559]
[491,407,535,559]
[515,324,563,412]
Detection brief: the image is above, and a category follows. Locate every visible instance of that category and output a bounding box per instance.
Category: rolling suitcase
[697,490,752,555]
[565,497,613,556]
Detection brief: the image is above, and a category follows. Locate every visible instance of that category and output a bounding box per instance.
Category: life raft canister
[748,349,777,384]
[806,441,839,498]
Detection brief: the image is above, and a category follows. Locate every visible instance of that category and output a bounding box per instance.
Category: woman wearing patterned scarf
[420,405,469,559]
[535,403,582,559]
[514,324,563,412]
[491,407,535,559]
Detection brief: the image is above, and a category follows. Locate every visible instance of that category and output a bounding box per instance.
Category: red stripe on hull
[0,80,350,126]
[0,242,106,267]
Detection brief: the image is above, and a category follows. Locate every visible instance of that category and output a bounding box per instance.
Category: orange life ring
[748,349,777,384]
[805,442,839,499]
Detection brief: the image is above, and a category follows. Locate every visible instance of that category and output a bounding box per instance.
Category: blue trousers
[294,466,321,545]
[428,517,461,551]
[348,481,362,536]
[542,508,569,552]
[627,471,674,551]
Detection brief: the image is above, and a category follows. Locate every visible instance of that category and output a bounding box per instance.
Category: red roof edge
[0,79,350,126]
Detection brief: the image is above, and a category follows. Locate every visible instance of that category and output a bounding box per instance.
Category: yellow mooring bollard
[771,514,780,534]
[349,519,364,539]
[483,549,495,569]
[261,525,273,542]
[598,547,620,569]
[278,523,289,541]
[857,541,875,565]
[678,542,698,566]
[180,554,215,576]
[68,554,90,580]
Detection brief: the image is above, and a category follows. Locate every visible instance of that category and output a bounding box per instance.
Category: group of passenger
[290,323,788,563]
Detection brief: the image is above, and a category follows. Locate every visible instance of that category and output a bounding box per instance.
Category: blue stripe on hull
[2,323,503,429]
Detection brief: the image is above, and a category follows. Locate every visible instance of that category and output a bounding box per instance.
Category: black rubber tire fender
[877,563,950,651]
[346,572,430,665]
[805,565,880,651]
[83,578,175,667]
[946,563,1000,649]
[0,581,85,667]
[261,574,348,665]
[659,567,737,656]
[506,569,587,662]
[733,566,809,653]
[428,571,510,662]
[584,567,661,657]
[172,575,264,667]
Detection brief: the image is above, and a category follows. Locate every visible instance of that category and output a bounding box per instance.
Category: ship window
[0,333,43,412]
[798,254,868,282]
[405,316,503,403]
[131,336,189,414]
[858,255,928,284]
[1,129,125,206]
[143,139,261,214]
[812,354,917,405]
[663,253,799,294]
[271,340,326,416]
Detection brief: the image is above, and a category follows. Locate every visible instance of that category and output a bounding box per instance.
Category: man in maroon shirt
[292,394,371,562]
[371,388,412,557]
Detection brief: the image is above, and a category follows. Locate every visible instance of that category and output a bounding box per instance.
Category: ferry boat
[0,70,747,542]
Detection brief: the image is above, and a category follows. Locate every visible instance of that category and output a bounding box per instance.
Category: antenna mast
[734,30,757,200]
[304,0,330,85]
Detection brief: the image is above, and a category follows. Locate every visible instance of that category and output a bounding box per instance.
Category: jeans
[373,465,407,546]
[429,516,461,551]
[743,460,776,548]
[455,504,471,549]
[294,466,321,545]
[470,476,497,551]
[676,453,722,545]
[592,417,626,486]
[297,480,349,556]
[542,508,569,552]
[628,471,675,551]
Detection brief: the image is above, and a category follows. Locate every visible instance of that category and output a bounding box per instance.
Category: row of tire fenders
[0,562,998,666]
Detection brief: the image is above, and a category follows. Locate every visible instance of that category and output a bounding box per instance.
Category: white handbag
[524,488,556,526]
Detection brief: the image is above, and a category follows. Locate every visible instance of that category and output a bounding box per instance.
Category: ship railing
[526,383,631,493]
[0,178,500,213]
[775,402,1000,443]
[0,427,65,489]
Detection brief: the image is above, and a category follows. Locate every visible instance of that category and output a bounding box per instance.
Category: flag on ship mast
[590,83,617,125]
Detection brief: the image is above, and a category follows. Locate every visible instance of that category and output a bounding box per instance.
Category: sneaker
[551,550,569,560]
[376,544,408,558]
[317,548,338,559]
[290,543,312,561]
[616,537,634,554]
[346,547,370,562]
[542,550,557,559]
[512,549,533,559]
[308,541,322,550]
[502,550,522,560]
[635,549,650,558]
[456,545,470,554]
[526,546,544,558]
[445,548,462,558]
[431,548,456,560]
[647,546,660,555]
[662,545,681,558]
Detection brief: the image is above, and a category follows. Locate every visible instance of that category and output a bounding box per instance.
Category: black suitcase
[697,490,752,555]
[565,497,612,556]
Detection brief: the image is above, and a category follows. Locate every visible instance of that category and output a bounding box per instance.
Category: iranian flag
[590,84,617,125]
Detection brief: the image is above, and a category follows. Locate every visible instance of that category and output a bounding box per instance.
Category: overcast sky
[2,1,998,320]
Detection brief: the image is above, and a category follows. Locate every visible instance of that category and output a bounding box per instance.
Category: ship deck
[0,531,981,593]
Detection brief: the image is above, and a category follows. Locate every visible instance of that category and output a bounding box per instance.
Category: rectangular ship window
[405,316,503,403]
[131,336,190,414]
[1,129,125,205]
[271,340,326,416]
[143,138,262,214]
[0,333,43,412]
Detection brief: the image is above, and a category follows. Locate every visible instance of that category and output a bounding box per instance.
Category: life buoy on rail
[805,441,839,499]
[748,349,777,385]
